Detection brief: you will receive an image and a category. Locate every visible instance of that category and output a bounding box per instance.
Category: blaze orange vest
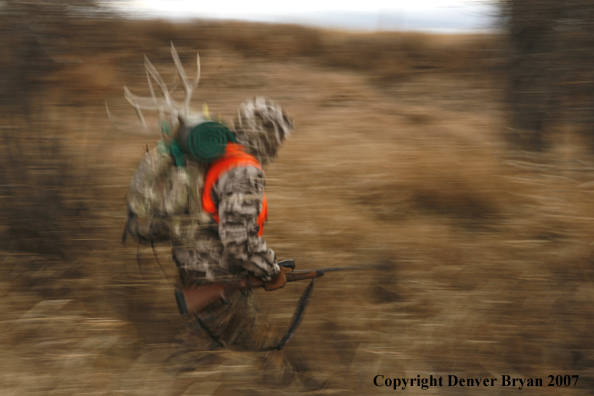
[201,143,268,236]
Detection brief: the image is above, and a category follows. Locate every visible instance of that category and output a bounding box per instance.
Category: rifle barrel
[291,266,367,274]
[286,266,371,282]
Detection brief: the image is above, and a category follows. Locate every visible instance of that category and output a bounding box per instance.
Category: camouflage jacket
[126,148,279,282]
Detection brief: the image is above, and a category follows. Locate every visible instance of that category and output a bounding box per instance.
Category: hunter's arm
[213,166,280,281]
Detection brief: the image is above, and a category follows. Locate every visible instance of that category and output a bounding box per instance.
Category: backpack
[123,145,206,243]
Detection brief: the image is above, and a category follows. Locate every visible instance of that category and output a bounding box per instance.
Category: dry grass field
[1,19,594,395]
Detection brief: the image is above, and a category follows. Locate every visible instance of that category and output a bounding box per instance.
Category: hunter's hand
[263,266,292,291]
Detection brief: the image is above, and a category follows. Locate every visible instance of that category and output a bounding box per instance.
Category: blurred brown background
[1,1,594,395]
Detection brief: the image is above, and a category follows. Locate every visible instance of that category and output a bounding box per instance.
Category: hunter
[125,95,295,349]
[115,45,305,380]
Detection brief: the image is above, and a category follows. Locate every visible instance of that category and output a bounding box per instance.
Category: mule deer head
[106,42,200,136]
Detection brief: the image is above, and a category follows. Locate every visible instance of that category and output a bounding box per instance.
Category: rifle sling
[194,312,226,348]
[193,278,316,352]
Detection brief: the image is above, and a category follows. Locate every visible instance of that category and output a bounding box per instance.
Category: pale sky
[133,0,482,14]
[108,0,495,32]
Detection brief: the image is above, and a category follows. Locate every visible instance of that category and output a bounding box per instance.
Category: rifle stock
[285,270,323,282]
[175,283,228,316]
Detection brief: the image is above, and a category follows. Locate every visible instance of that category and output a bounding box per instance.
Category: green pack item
[178,121,237,164]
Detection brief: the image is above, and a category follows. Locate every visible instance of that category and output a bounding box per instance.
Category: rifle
[173,259,368,351]
[174,259,355,315]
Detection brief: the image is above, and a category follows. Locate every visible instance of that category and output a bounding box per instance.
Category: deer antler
[170,42,200,118]
[106,43,201,136]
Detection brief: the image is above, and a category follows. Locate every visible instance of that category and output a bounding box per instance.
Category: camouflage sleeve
[212,166,280,281]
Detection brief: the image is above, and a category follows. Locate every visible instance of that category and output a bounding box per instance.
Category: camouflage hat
[232,97,294,165]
